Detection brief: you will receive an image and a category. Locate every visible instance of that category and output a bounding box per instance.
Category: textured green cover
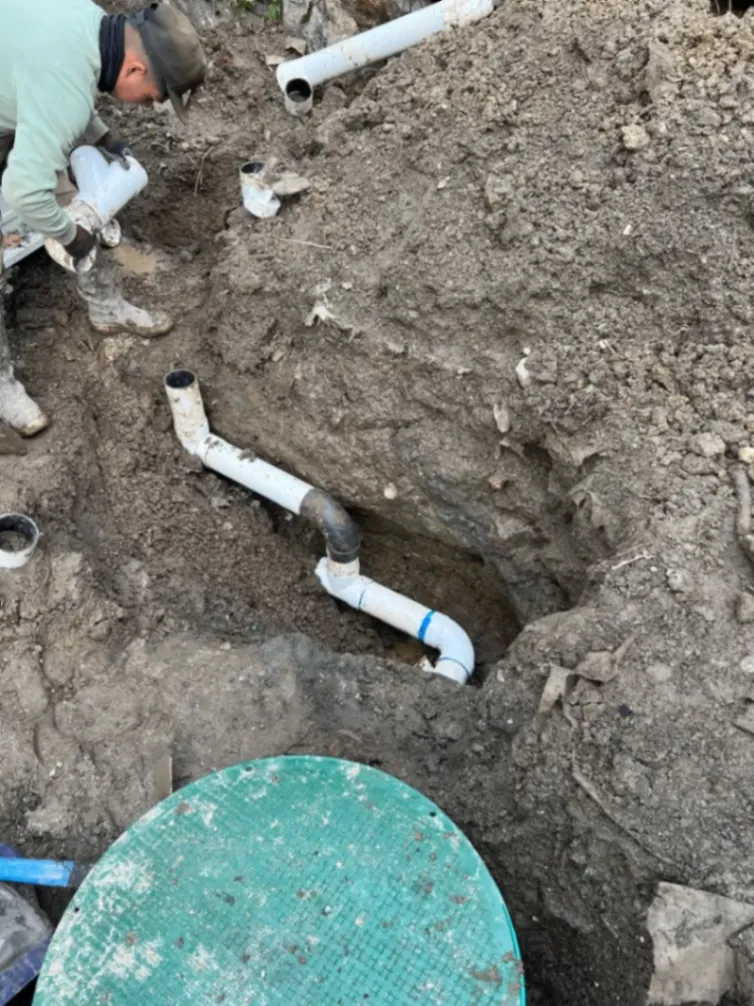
[35,757,524,1005]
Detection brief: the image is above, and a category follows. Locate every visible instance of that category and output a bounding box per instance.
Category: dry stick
[285,237,335,249]
[733,465,752,537]
[194,146,215,196]
[572,764,676,867]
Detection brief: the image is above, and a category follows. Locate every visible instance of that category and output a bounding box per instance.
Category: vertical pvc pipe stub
[165,369,198,391]
[0,514,40,569]
[164,370,210,454]
[283,79,314,116]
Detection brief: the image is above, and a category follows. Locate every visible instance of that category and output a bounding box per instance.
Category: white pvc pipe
[276,0,495,114]
[201,437,312,515]
[69,147,148,228]
[164,370,311,514]
[316,558,473,684]
[0,514,40,570]
[45,146,148,273]
[164,370,475,683]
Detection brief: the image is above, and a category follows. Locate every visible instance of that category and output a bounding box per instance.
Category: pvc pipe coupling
[0,513,40,569]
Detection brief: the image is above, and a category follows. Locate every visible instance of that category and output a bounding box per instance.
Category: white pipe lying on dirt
[276,0,496,114]
[315,558,474,684]
[164,370,475,683]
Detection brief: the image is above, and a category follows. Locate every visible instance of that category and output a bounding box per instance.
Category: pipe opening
[710,0,754,11]
[0,514,38,553]
[285,79,313,104]
[165,370,197,390]
[241,161,266,176]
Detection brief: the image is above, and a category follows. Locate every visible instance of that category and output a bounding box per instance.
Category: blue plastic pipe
[0,858,84,888]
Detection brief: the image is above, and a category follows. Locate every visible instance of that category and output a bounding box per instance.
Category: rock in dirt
[736,592,754,625]
[621,123,650,152]
[690,431,726,459]
[647,883,754,1005]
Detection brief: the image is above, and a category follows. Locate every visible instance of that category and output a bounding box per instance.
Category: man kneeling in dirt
[0,0,206,436]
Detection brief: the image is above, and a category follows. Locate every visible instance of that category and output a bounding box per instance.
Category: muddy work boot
[77,256,173,338]
[0,304,49,437]
[0,367,49,437]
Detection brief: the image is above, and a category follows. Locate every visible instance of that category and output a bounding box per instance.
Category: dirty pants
[0,164,83,377]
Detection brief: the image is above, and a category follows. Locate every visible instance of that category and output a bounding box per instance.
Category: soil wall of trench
[188,0,754,999]
[5,0,754,1003]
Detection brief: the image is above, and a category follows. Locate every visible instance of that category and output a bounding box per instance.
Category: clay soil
[5,0,754,1003]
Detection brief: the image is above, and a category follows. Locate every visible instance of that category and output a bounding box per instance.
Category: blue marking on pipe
[436,657,471,676]
[0,859,77,888]
[357,585,369,611]
[417,611,435,642]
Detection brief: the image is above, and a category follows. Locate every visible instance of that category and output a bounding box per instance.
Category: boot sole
[17,412,51,438]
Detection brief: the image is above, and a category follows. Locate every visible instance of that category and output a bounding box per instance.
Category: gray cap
[131,3,207,123]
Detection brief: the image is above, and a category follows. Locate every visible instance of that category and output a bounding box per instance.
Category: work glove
[46,213,99,274]
[97,133,133,170]
[64,224,96,264]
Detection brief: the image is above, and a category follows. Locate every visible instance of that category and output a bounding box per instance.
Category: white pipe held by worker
[44,146,148,273]
[276,0,495,114]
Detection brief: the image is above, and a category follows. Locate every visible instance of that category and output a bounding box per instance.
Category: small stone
[621,124,650,151]
[650,407,668,430]
[667,568,694,593]
[438,720,464,742]
[484,173,513,210]
[690,432,726,458]
[736,592,754,625]
[493,402,511,435]
[383,484,397,500]
[646,661,673,683]
[694,106,722,129]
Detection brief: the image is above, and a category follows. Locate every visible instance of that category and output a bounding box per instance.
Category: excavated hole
[4,60,602,1006]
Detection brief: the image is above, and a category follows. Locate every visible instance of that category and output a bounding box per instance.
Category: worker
[0,0,207,436]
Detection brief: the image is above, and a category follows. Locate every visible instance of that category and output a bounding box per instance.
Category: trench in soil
[6,226,588,1006]
[2,102,609,1006]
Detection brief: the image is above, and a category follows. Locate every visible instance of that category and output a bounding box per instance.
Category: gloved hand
[97,132,132,170]
[64,224,96,265]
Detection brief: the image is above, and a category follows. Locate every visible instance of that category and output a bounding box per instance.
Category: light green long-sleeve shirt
[0,0,109,245]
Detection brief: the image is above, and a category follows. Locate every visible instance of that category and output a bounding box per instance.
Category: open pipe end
[240,161,266,176]
[0,513,40,569]
[164,369,209,453]
[165,370,198,391]
[284,78,314,116]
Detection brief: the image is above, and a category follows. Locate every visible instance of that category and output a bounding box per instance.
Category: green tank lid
[35,756,525,1005]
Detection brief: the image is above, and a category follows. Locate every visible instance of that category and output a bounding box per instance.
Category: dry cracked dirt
[5,0,754,1002]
